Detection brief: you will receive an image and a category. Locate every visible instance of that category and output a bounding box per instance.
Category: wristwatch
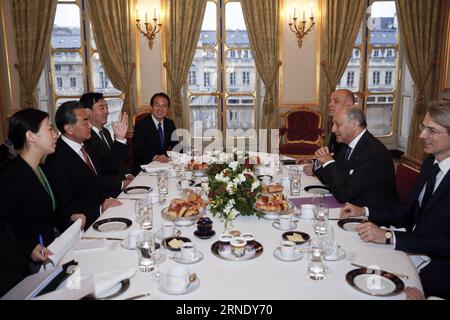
[385,231,393,244]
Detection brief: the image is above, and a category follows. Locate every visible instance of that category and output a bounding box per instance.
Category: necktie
[420,164,440,212]
[344,146,352,166]
[157,122,164,148]
[99,129,110,149]
[80,145,97,175]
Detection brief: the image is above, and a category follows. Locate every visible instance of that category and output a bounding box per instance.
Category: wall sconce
[136,8,162,49]
[288,7,315,48]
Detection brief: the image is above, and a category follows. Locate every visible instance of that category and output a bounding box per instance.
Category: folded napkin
[41,219,82,271]
[141,161,171,173]
[73,239,108,254]
[94,268,136,298]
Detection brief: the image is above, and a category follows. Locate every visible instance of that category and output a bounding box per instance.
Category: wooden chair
[395,155,421,203]
[279,108,324,160]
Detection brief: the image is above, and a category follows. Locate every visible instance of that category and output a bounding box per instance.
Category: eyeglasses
[153,104,169,109]
[419,124,448,135]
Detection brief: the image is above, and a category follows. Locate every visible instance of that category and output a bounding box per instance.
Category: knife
[125,293,151,300]
[81,236,124,241]
[350,262,409,280]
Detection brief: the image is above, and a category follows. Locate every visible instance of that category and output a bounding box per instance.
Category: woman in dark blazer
[0,109,85,272]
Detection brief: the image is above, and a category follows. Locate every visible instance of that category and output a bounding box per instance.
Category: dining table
[61,158,422,300]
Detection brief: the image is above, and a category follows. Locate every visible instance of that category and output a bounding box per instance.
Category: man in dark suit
[44,101,122,230]
[340,102,450,299]
[313,107,398,207]
[131,92,178,175]
[303,89,355,175]
[80,92,132,196]
[0,139,15,169]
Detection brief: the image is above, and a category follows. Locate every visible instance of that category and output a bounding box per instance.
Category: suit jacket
[0,221,31,297]
[43,138,115,231]
[84,128,128,197]
[0,157,56,259]
[369,156,450,299]
[131,116,177,175]
[314,130,398,207]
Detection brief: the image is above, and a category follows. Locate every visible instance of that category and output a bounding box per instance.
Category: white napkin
[141,161,171,173]
[73,239,108,253]
[41,219,82,271]
[93,268,136,298]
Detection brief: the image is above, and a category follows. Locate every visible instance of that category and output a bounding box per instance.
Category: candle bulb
[289,14,292,23]
[158,14,160,23]
[136,9,139,20]
[303,10,306,21]
[154,8,157,19]
[145,12,148,23]
[311,5,314,17]
[294,8,296,18]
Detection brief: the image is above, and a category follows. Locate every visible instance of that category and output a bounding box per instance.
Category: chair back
[133,108,152,125]
[285,109,322,144]
[395,162,420,203]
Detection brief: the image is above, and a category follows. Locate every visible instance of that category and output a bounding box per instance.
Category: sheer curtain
[163,0,207,129]
[10,0,57,108]
[396,0,439,160]
[318,0,366,136]
[87,0,136,125]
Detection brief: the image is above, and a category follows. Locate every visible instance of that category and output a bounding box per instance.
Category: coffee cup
[167,265,190,291]
[280,240,295,258]
[180,179,191,189]
[127,229,140,249]
[279,214,292,230]
[162,222,175,237]
[300,204,314,219]
[180,242,196,260]
[230,237,247,257]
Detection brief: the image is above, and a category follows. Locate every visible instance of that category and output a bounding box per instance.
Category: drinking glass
[311,193,325,207]
[157,169,169,202]
[307,245,326,280]
[289,167,301,196]
[139,200,153,231]
[134,199,146,225]
[314,203,329,235]
[137,231,155,272]
[150,233,166,280]
[317,225,334,258]
[173,158,182,178]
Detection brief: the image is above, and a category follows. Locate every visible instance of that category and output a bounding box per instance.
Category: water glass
[317,226,334,258]
[314,204,329,235]
[307,246,326,280]
[289,167,301,196]
[157,169,169,198]
[139,203,153,231]
[173,158,182,178]
[137,231,155,272]
[312,193,325,207]
[134,199,146,224]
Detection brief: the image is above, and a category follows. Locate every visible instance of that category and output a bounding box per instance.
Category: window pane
[52,4,81,49]
[226,49,255,93]
[52,52,84,96]
[90,23,97,51]
[199,2,217,47]
[189,49,217,93]
[92,53,122,95]
[190,96,218,133]
[368,1,398,46]
[225,2,247,47]
[226,96,254,130]
[336,49,360,92]
[368,49,396,92]
[366,94,393,136]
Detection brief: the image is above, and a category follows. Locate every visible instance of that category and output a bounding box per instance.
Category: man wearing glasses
[131,92,177,175]
[340,102,450,299]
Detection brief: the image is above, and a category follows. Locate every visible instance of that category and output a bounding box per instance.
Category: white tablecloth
[65,165,422,300]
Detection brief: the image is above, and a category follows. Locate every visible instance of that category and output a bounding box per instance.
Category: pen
[38,234,46,271]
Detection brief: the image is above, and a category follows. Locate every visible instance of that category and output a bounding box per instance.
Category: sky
[53,1,396,28]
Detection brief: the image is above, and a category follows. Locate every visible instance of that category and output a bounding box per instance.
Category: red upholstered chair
[395,161,420,203]
[279,108,324,160]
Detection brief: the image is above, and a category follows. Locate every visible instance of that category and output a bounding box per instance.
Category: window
[378,96,387,103]
[336,1,400,136]
[229,72,236,86]
[347,72,355,87]
[44,0,123,129]
[204,72,211,87]
[385,71,392,85]
[187,0,258,138]
[372,71,380,85]
[189,71,197,85]
[242,71,250,85]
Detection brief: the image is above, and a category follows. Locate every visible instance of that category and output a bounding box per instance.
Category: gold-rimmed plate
[85,279,130,300]
[346,268,404,296]
[337,218,367,232]
[123,186,152,194]
[93,218,132,232]
[211,240,263,262]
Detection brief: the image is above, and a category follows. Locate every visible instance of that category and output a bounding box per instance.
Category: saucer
[158,275,200,295]
[194,230,216,239]
[272,221,297,231]
[324,247,346,261]
[172,251,204,264]
[120,239,137,250]
[273,247,303,262]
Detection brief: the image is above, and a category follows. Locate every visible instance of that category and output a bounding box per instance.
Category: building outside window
[347,71,355,87]
[70,77,76,88]
[242,71,250,85]
[385,71,392,85]
[189,70,197,85]
[372,71,380,85]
